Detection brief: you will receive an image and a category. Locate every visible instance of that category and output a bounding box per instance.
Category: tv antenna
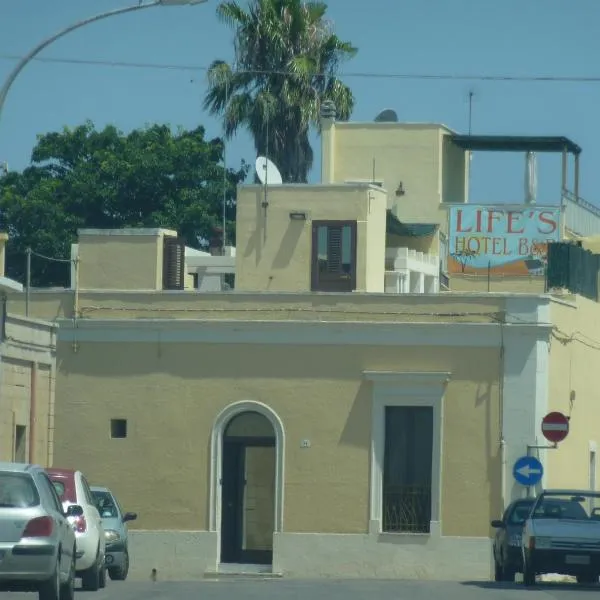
[374,108,398,123]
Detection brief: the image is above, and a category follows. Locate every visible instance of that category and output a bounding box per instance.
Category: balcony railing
[382,484,431,533]
[562,190,600,238]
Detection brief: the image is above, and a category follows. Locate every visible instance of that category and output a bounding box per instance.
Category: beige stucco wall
[77,229,176,291]
[0,314,57,467]
[52,338,501,538]
[235,184,387,293]
[546,295,600,490]
[6,289,508,323]
[442,136,468,205]
[321,122,467,227]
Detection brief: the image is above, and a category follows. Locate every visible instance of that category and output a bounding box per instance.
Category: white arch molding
[209,400,286,536]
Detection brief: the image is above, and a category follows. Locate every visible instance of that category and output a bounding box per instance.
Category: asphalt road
[3,578,599,599]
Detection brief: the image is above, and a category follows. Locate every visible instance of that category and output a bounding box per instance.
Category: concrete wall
[449,274,546,294]
[76,228,177,291]
[235,184,387,293]
[546,295,600,490]
[0,314,57,467]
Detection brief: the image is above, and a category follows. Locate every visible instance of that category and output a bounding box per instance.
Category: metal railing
[382,485,431,533]
[562,189,600,238]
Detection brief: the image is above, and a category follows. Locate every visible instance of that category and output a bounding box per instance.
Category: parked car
[46,467,106,591]
[521,488,600,586]
[90,485,137,581]
[491,497,536,581]
[0,462,77,600]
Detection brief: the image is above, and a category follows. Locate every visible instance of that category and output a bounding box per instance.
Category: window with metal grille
[383,406,433,533]
[162,236,185,290]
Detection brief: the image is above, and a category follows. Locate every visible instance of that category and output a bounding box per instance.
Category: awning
[386,210,438,237]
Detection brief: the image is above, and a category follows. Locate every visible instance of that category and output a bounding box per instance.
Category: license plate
[565,554,590,565]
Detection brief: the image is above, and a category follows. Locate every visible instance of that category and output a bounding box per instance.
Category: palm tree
[203,0,357,183]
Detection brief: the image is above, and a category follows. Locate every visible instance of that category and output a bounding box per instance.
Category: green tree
[0,121,248,286]
[204,0,357,183]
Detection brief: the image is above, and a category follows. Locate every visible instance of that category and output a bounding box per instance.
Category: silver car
[0,462,77,600]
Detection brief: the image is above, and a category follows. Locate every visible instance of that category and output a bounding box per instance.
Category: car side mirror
[123,512,137,523]
[65,504,84,518]
[490,519,504,529]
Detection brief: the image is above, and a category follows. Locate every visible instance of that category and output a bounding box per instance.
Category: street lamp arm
[0,0,161,120]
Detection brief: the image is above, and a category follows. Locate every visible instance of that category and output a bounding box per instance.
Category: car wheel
[108,549,129,581]
[99,562,107,589]
[494,559,503,582]
[81,549,101,591]
[576,573,598,585]
[503,566,516,582]
[523,558,536,587]
[60,552,76,600]
[38,558,60,600]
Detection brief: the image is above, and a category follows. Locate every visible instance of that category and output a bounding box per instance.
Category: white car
[47,468,106,591]
[0,462,77,600]
[521,488,600,586]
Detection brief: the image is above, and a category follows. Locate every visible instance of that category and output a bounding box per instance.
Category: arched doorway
[220,410,276,565]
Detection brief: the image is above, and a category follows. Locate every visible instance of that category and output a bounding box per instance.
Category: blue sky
[1,0,599,206]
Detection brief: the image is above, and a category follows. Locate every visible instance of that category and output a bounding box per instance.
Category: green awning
[386,210,438,237]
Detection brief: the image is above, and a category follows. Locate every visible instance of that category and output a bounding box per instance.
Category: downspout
[72,256,80,353]
[28,362,37,463]
[499,316,506,510]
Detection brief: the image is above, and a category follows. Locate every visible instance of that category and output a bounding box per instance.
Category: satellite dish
[255,156,283,185]
[374,108,398,123]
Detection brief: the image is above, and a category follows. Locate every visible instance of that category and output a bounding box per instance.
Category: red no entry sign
[541,411,570,444]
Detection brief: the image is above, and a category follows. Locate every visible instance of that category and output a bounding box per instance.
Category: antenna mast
[468,90,474,134]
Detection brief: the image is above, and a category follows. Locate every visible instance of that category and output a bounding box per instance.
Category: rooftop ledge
[0,276,23,294]
[22,288,552,300]
[238,182,388,192]
[77,228,177,237]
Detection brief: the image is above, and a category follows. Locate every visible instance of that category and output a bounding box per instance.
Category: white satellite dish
[374,108,398,123]
[255,156,283,185]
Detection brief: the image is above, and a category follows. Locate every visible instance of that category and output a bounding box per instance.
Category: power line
[1,53,600,83]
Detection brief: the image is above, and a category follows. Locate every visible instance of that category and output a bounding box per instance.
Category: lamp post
[0,0,207,124]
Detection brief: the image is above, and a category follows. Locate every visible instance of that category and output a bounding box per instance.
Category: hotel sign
[448,205,561,275]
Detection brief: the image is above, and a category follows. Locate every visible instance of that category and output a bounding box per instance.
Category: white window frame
[364,371,450,538]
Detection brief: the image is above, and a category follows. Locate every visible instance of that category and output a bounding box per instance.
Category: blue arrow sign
[513,455,544,486]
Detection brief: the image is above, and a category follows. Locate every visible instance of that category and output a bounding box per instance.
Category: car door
[112,493,131,543]
[38,472,74,580]
[495,504,511,563]
[80,475,105,555]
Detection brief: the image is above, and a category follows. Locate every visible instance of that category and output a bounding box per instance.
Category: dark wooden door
[220,441,245,563]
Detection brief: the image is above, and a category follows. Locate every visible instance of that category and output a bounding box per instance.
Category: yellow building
[0,235,57,467]
[319,113,597,294]
[5,171,600,582]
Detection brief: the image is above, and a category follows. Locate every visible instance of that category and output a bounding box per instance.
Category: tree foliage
[0,121,248,287]
[204,0,357,183]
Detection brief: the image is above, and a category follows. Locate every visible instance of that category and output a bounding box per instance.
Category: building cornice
[55,318,552,347]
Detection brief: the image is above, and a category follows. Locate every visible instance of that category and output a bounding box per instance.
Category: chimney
[0,233,8,277]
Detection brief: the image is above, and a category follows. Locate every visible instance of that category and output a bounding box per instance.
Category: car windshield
[508,501,535,524]
[92,490,118,518]
[533,491,600,521]
[0,472,40,508]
